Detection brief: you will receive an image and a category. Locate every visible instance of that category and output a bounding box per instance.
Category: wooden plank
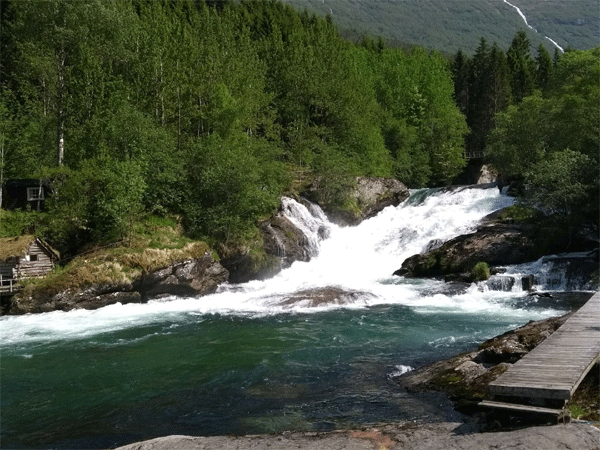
[479,400,565,416]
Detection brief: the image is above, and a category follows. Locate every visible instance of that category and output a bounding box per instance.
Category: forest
[0,0,598,259]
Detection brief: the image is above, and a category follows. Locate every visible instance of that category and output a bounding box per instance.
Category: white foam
[390,365,413,377]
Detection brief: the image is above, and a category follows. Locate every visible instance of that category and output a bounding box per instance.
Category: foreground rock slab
[115,422,600,450]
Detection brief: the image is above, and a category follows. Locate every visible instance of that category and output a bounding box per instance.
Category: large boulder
[220,207,318,284]
[395,203,599,281]
[395,222,538,279]
[220,197,332,283]
[8,253,228,314]
[134,253,229,300]
[217,242,284,285]
[303,176,409,226]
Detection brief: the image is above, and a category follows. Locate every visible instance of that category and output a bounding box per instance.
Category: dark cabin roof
[5,179,52,188]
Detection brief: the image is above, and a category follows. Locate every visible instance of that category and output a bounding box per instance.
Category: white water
[2,186,567,347]
[501,0,565,52]
[489,252,597,293]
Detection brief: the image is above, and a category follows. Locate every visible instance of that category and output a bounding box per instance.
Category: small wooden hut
[0,236,59,293]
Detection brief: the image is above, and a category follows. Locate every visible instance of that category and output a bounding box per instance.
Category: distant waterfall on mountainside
[501,0,565,52]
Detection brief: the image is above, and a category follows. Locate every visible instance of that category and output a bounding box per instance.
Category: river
[0,187,588,449]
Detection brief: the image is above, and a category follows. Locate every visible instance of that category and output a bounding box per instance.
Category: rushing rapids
[0,186,591,449]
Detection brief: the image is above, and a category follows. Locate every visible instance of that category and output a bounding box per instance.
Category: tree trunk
[57,50,66,166]
[0,142,4,209]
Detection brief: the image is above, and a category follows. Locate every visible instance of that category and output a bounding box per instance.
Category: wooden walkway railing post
[0,275,20,294]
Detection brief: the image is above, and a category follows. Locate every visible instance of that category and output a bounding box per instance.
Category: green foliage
[485,92,548,177]
[507,31,536,103]
[524,149,595,219]
[486,47,599,232]
[0,0,482,250]
[471,262,490,281]
[372,47,467,186]
[498,204,540,222]
[0,209,43,237]
[184,134,288,241]
[43,158,145,253]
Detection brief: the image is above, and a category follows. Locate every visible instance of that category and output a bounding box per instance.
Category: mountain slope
[284,0,598,54]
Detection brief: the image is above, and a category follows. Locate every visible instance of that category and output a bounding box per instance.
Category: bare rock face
[260,215,312,268]
[217,243,282,285]
[476,164,498,184]
[304,176,410,226]
[220,200,322,284]
[134,253,229,300]
[8,253,228,314]
[217,214,312,284]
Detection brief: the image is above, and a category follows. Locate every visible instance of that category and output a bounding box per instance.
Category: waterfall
[4,185,592,450]
[280,197,331,257]
[488,252,598,293]
[501,0,564,52]
[2,186,543,346]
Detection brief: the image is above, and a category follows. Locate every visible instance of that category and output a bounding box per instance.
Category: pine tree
[507,31,535,103]
[451,49,470,116]
[466,38,490,156]
[535,44,553,92]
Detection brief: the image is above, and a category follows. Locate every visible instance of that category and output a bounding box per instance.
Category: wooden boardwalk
[481,291,600,419]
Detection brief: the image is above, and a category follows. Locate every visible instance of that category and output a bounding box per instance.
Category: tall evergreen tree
[466,38,490,156]
[451,49,470,116]
[488,43,512,120]
[507,30,535,103]
[535,44,553,92]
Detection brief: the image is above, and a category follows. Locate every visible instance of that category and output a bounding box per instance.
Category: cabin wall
[15,242,55,278]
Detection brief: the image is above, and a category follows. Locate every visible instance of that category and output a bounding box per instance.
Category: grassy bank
[17,214,211,299]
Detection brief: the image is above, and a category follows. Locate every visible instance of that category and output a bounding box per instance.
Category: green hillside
[284,0,599,53]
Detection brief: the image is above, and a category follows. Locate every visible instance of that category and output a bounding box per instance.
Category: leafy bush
[471,262,490,281]
[0,209,44,237]
[43,158,146,254]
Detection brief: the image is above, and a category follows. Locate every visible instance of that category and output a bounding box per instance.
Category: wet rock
[304,177,409,226]
[135,254,228,300]
[260,215,312,267]
[220,198,324,283]
[217,244,282,285]
[276,287,375,308]
[10,282,137,314]
[395,222,538,278]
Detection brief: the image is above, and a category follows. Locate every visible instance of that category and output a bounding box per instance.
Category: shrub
[471,262,490,281]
